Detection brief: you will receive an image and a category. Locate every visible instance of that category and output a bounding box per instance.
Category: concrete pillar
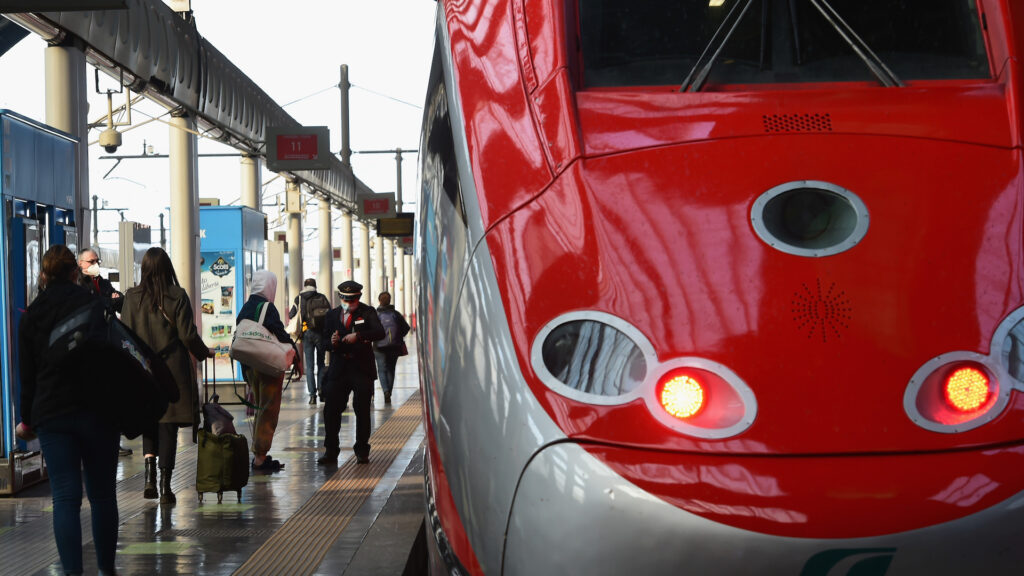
[319,197,332,304]
[341,210,353,289]
[286,181,303,313]
[404,254,413,322]
[169,110,200,322]
[384,238,395,295]
[373,234,385,301]
[358,220,370,298]
[240,155,261,210]
[45,41,90,248]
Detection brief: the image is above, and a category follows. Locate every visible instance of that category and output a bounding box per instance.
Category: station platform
[0,344,428,576]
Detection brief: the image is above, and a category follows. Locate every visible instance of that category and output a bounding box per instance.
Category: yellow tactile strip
[233,391,422,576]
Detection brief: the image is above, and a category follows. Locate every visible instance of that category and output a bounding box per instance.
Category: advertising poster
[201,251,237,380]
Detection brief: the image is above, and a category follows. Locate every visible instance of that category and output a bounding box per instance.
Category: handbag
[230,302,295,374]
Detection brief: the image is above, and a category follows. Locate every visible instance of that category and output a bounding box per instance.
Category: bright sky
[0,1,437,265]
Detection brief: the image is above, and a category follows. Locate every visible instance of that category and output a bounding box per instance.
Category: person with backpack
[17,245,120,576]
[289,278,332,405]
[373,292,410,404]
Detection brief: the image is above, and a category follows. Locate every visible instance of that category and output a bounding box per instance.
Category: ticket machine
[0,110,78,494]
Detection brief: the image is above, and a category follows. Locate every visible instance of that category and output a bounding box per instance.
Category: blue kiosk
[199,205,266,388]
[0,110,79,494]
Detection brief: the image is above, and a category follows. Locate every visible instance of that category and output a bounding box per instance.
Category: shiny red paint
[585,442,1024,538]
[442,0,1024,546]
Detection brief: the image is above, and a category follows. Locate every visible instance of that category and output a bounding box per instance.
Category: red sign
[363,198,390,216]
[276,134,319,161]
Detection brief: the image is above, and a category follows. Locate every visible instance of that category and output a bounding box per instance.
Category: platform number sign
[265,126,331,171]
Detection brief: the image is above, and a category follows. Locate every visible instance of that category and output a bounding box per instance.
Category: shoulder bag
[230,302,295,374]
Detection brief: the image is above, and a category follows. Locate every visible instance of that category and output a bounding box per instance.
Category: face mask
[83,263,100,277]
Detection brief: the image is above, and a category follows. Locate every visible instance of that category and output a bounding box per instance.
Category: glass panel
[578,0,989,88]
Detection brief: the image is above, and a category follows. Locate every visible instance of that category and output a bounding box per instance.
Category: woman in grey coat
[122,247,213,504]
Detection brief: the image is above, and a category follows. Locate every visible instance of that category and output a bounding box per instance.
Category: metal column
[384,238,395,296]
[45,40,90,248]
[319,197,332,303]
[373,233,385,301]
[286,181,303,308]
[240,154,261,210]
[169,110,200,321]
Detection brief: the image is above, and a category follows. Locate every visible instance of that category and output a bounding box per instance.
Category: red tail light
[943,366,990,413]
[659,374,706,419]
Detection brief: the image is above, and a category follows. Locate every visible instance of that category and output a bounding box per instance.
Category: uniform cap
[337,280,363,297]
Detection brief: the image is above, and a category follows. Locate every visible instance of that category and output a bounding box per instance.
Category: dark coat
[121,284,211,425]
[80,273,123,313]
[324,302,385,385]
[18,281,99,427]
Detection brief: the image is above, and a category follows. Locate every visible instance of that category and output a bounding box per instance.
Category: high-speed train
[416,1,1024,574]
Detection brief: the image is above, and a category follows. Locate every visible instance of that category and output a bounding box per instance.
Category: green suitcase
[195,429,249,503]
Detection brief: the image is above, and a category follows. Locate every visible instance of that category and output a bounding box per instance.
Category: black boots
[143,457,158,499]
[159,468,176,505]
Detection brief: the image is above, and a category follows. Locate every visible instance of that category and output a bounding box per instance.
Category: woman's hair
[138,247,180,312]
[40,244,78,290]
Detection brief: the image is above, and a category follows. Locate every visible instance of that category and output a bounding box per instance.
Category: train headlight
[905,356,1005,433]
[659,373,705,419]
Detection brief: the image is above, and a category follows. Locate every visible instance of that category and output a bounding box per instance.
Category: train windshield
[578,0,990,88]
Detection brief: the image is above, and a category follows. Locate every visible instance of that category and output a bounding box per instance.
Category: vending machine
[199,206,266,385]
[0,110,78,494]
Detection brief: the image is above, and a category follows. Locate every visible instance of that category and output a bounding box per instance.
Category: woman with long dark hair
[17,244,120,575]
[122,247,213,504]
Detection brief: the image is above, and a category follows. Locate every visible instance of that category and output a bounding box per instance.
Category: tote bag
[230,302,295,374]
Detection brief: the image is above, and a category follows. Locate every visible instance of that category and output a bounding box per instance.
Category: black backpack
[48,299,177,438]
[303,292,331,331]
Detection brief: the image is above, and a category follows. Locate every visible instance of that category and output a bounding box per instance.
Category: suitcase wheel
[217,492,223,504]
[236,490,242,503]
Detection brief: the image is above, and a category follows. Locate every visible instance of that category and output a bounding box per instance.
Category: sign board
[285,184,302,214]
[358,193,395,219]
[398,235,414,255]
[265,126,331,171]
[376,213,414,238]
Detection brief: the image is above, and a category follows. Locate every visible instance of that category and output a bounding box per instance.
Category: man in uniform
[318,281,384,465]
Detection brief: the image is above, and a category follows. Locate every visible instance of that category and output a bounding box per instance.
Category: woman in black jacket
[18,244,119,576]
[122,247,214,504]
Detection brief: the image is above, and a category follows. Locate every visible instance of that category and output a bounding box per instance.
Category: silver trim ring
[751,180,870,258]
[531,311,757,438]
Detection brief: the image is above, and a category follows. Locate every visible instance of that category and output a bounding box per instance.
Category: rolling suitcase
[196,360,250,503]
[196,429,249,503]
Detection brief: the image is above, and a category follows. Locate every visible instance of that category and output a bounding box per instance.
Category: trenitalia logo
[800,548,896,576]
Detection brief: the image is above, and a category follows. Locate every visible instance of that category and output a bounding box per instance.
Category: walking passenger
[373,292,410,404]
[121,247,214,504]
[238,270,298,471]
[17,245,120,576]
[318,281,385,465]
[288,278,332,405]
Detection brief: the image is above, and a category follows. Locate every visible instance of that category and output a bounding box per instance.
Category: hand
[331,330,340,346]
[111,292,121,299]
[15,422,35,441]
[208,348,217,357]
[342,333,358,344]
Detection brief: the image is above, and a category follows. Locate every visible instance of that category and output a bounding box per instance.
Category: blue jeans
[36,410,120,575]
[374,348,399,396]
[303,330,326,397]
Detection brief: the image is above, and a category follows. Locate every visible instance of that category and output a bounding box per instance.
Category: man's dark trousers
[322,361,373,458]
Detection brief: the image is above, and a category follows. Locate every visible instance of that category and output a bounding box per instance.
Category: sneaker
[118,446,133,457]
[252,457,284,471]
[308,396,317,405]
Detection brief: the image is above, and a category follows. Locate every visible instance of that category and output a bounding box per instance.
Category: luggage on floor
[196,428,249,503]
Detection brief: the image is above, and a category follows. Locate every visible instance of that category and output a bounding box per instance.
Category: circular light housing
[943,366,990,413]
[660,374,706,419]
